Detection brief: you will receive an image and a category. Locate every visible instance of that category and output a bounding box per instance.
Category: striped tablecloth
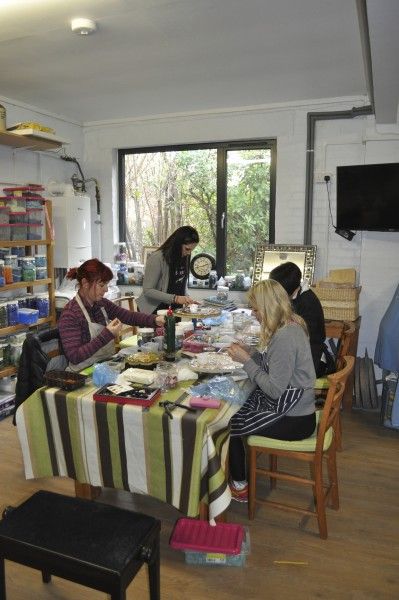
[16,382,239,520]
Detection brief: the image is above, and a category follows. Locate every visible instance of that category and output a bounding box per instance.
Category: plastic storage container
[7,300,19,326]
[20,257,36,282]
[10,223,27,240]
[0,302,8,327]
[0,207,9,224]
[9,212,27,224]
[0,225,11,240]
[34,254,47,268]
[4,254,18,268]
[12,266,22,282]
[27,223,43,240]
[35,267,47,280]
[35,293,50,318]
[183,530,250,566]
[17,308,39,325]
[0,260,4,287]
[169,518,249,567]
[27,208,43,224]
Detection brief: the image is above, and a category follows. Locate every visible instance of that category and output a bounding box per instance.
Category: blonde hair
[248,279,308,347]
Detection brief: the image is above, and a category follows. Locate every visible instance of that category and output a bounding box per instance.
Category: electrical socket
[314,172,333,184]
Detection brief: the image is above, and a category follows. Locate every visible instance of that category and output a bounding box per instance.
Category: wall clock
[190,253,216,280]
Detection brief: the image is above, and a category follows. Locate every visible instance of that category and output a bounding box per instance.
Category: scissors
[159,400,196,419]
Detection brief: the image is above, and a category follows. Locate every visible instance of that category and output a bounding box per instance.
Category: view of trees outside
[226,149,271,274]
[123,146,271,277]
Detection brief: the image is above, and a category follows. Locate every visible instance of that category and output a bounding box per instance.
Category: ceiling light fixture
[71,18,97,35]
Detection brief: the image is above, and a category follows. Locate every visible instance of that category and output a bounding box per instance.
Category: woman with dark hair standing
[137,226,200,314]
[59,259,164,371]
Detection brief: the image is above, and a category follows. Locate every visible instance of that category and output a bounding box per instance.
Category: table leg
[74,481,101,500]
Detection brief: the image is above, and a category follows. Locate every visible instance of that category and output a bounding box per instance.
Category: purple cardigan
[58,295,156,366]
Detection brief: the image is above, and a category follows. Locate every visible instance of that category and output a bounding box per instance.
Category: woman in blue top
[227,278,316,502]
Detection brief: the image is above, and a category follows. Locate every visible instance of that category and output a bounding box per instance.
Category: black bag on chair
[318,343,337,377]
[13,327,66,424]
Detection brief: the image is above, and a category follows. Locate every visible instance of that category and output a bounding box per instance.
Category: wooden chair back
[316,355,355,455]
[247,355,355,538]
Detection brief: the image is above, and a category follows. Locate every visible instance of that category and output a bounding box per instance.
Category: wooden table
[15,381,238,521]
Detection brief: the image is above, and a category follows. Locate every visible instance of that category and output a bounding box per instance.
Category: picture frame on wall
[252,244,317,285]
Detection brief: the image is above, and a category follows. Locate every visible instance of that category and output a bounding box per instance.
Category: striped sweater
[58,294,156,366]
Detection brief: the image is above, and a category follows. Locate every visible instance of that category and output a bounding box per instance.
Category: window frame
[118,138,276,277]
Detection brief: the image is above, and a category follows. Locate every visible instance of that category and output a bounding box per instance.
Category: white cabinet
[51,194,92,268]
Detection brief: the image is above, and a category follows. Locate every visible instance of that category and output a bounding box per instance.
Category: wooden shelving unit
[0,200,56,379]
[0,131,64,151]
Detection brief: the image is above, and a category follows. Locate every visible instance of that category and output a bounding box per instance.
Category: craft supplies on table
[93,384,161,407]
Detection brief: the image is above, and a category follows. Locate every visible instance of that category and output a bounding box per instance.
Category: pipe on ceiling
[304,1,376,244]
[303,105,374,245]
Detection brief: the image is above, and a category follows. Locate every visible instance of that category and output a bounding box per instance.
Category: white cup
[189,304,199,313]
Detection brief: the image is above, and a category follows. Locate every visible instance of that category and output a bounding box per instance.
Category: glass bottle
[163,306,176,362]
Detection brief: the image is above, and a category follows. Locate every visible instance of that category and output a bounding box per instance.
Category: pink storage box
[169,518,244,554]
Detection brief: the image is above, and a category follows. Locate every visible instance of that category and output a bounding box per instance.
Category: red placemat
[170,518,244,555]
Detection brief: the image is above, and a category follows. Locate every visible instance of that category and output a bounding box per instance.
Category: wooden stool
[0,490,160,600]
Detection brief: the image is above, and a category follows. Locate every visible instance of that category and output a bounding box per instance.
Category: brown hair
[66,259,113,287]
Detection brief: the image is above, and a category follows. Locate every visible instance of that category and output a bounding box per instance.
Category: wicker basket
[320,300,359,321]
[312,285,361,302]
[44,370,87,391]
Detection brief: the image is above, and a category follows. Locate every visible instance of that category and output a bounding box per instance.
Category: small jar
[0,259,5,286]
[4,265,13,284]
[20,257,36,281]
[35,292,50,318]
[34,254,47,268]
[0,302,8,327]
[35,266,47,280]
[154,361,178,391]
[137,327,154,347]
[7,300,19,326]
[4,254,18,268]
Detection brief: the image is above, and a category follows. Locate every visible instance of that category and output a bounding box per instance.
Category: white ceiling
[0,0,397,125]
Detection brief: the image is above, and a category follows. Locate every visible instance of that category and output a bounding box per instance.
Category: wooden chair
[247,355,355,539]
[113,295,138,349]
[315,323,356,450]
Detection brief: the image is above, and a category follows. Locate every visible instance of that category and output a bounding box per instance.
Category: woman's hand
[155,315,165,327]
[227,342,251,364]
[175,295,198,306]
[106,318,123,337]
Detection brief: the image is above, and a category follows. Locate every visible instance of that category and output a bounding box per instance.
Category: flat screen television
[336,162,399,231]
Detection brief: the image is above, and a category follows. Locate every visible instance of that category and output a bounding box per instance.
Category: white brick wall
[83,97,399,361]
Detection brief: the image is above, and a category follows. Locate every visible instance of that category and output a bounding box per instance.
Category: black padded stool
[0,490,160,600]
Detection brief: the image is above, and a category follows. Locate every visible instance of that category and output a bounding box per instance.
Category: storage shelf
[0,131,64,151]
[0,239,53,248]
[0,366,17,378]
[1,278,52,292]
[0,317,53,337]
[0,199,56,382]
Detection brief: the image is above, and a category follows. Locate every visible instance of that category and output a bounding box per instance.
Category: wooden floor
[1,408,398,600]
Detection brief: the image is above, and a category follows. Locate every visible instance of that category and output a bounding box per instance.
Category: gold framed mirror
[252,244,317,285]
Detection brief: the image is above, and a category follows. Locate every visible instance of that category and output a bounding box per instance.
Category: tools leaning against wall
[353,349,379,410]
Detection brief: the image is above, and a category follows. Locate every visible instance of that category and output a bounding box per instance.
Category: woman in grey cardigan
[137,226,200,314]
[226,278,316,502]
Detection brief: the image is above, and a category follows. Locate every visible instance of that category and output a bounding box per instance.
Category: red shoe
[229,482,248,503]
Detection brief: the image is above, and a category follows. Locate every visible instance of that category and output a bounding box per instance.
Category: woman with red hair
[59,259,164,371]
